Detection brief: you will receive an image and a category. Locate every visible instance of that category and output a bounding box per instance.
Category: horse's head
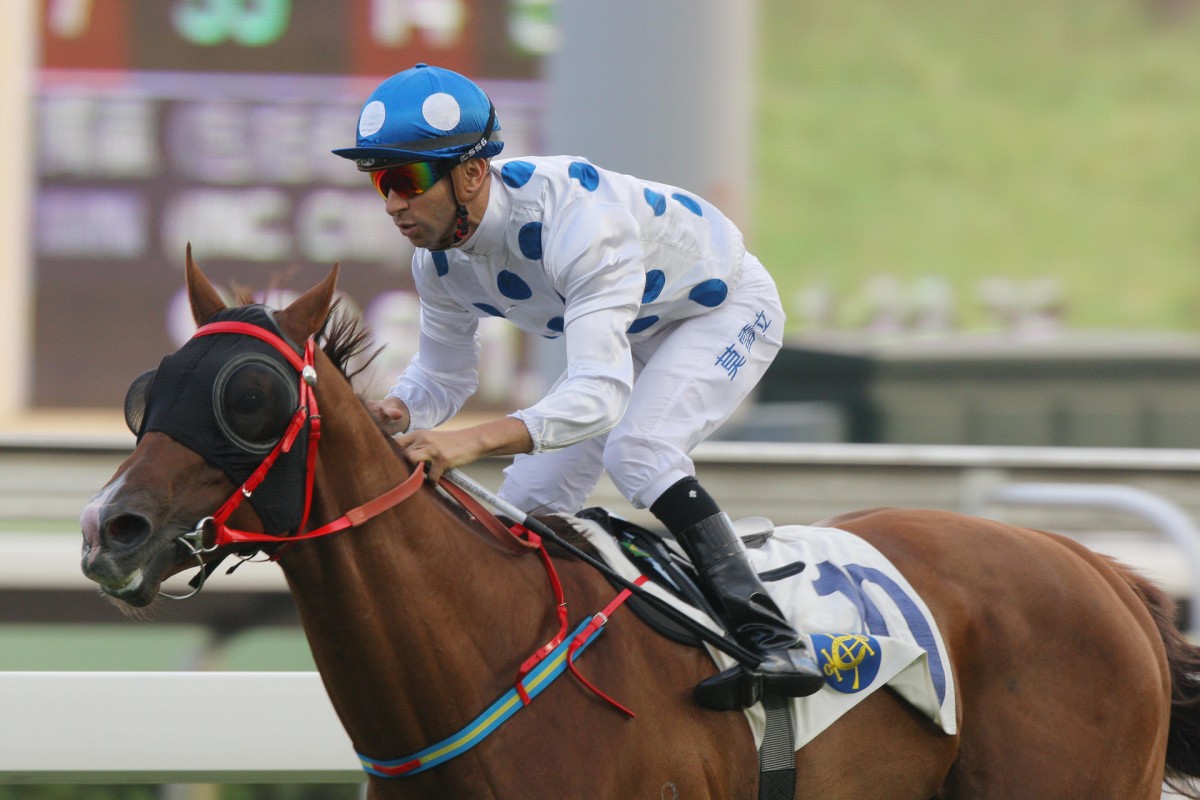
[80,246,339,607]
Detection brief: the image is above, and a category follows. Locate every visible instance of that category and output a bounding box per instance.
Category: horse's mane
[537,514,598,557]
[318,301,382,382]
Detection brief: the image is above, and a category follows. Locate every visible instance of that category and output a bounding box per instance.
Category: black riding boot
[679,513,825,710]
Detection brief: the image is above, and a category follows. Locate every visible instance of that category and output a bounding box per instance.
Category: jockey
[333,63,823,708]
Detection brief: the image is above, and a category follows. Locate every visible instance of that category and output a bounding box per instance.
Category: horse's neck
[276,414,555,767]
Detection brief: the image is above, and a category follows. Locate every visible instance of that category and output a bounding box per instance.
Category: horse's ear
[185,244,227,325]
[277,265,340,342]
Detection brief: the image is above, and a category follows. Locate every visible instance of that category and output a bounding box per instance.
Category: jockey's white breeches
[497,255,785,514]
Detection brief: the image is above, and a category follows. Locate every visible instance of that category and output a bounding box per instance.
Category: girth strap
[758,692,796,800]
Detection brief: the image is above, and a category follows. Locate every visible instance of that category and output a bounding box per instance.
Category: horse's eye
[216,359,296,449]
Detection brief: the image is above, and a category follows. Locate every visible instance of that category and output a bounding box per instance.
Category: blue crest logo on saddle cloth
[576,517,959,751]
[812,633,881,693]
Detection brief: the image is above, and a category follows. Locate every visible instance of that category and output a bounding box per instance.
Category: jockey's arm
[394,416,533,483]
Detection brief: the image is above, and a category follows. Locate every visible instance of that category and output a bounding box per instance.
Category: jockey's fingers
[405,447,445,482]
[399,440,446,476]
[400,440,430,459]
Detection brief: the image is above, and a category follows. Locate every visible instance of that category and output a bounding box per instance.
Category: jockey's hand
[394,428,480,484]
[394,417,535,485]
[367,396,410,435]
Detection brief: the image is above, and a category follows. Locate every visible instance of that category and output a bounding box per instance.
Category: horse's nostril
[103,513,153,547]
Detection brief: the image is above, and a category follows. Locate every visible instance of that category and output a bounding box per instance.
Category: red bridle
[185,320,325,550]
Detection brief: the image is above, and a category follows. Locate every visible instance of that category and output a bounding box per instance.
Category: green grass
[754,0,1200,331]
[0,626,315,671]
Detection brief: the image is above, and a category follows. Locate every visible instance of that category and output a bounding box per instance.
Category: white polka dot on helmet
[332,63,504,170]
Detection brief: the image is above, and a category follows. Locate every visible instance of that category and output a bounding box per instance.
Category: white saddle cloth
[576,518,959,751]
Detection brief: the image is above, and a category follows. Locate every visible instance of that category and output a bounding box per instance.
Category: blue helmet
[332,63,504,170]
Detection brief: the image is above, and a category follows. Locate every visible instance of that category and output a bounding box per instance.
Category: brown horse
[81,255,1200,799]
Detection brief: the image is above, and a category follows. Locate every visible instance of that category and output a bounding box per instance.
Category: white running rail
[0,671,362,784]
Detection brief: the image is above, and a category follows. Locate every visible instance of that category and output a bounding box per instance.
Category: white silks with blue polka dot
[388,155,786,511]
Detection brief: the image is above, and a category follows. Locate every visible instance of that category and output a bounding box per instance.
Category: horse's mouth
[98,569,154,605]
[83,537,197,608]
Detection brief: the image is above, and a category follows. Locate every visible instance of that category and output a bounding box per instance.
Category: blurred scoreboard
[33,0,549,407]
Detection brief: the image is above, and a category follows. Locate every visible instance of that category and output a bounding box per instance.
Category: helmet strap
[452,203,470,243]
[431,162,484,251]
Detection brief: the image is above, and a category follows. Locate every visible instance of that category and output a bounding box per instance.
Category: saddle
[573,507,796,651]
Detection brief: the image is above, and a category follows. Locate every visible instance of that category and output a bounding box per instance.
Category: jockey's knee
[602,442,692,511]
[600,440,646,506]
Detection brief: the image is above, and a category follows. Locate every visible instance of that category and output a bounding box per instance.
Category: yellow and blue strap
[358,616,605,778]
